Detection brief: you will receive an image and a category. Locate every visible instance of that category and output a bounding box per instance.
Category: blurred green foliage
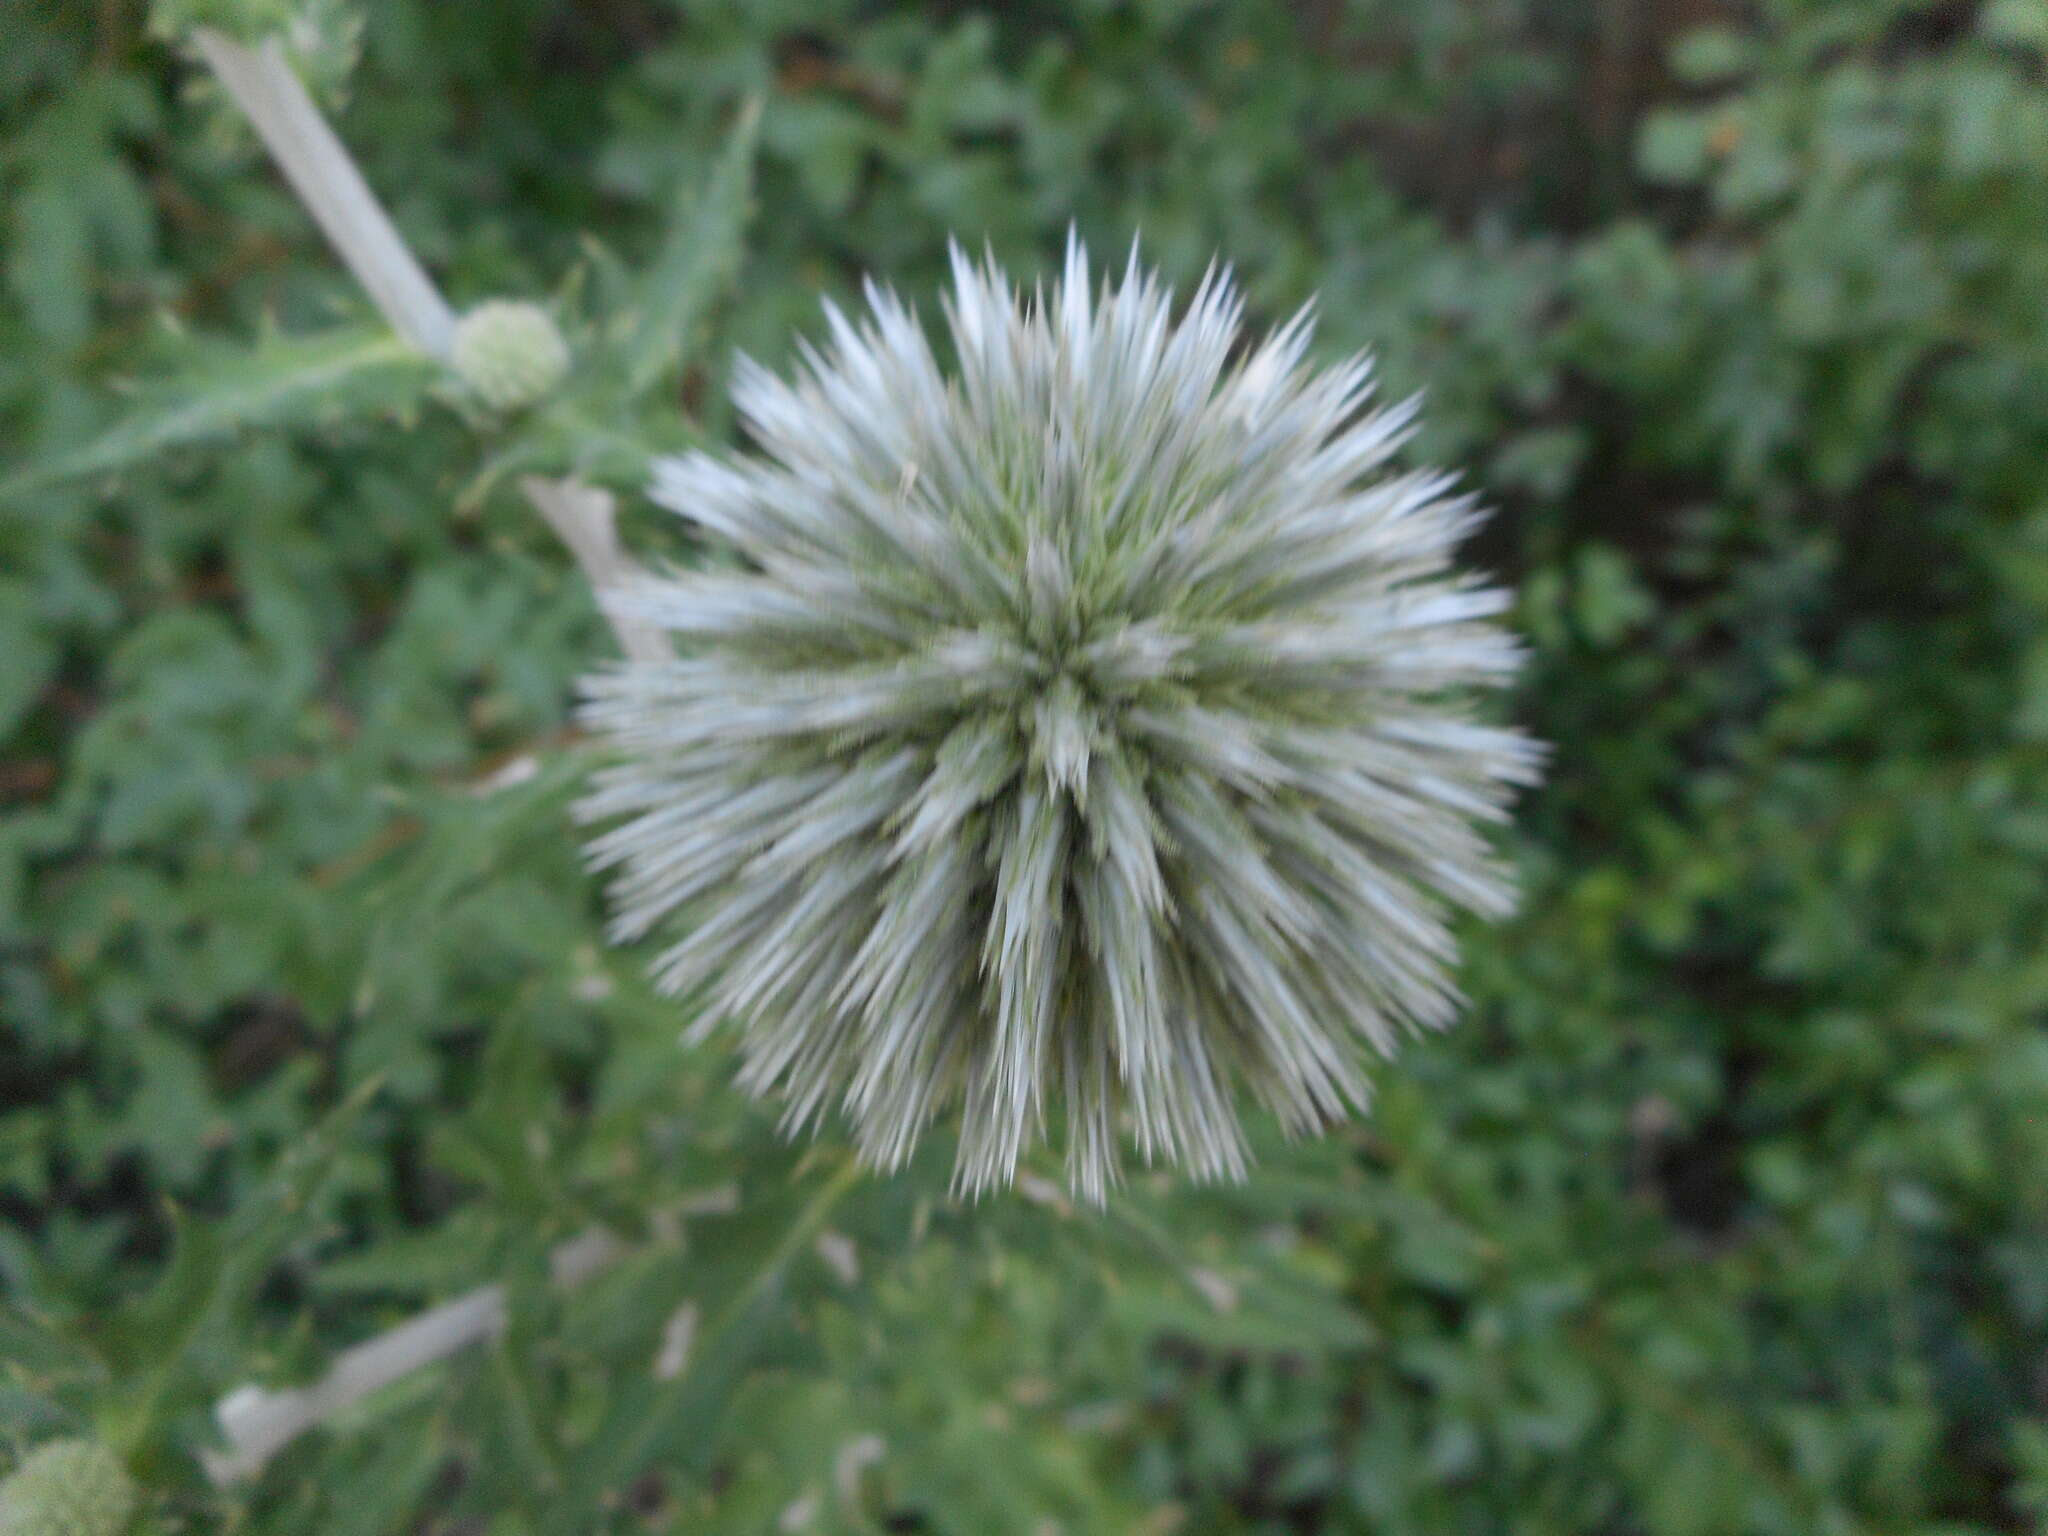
[4,0,2048,1531]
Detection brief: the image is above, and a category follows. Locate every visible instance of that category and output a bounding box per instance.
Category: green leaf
[1572,544,1656,647]
[0,325,436,504]
[2014,635,2048,740]
[4,79,155,353]
[537,1156,860,1533]
[1982,0,2048,47]
[7,170,94,349]
[308,1412,452,1536]
[95,1077,383,1456]
[0,589,59,742]
[0,1302,106,1392]
[1636,108,1716,186]
[455,399,663,511]
[1668,26,1754,84]
[615,97,763,400]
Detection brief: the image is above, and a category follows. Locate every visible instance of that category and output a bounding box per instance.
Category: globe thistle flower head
[0,1439,136,1536]
[580,238,1541,1200]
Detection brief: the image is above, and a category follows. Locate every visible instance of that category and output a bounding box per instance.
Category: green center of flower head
[580,237,1541,1201]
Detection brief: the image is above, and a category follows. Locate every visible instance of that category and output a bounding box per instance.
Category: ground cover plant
[4,0,2048,1532]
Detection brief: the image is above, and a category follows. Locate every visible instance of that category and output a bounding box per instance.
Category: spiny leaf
[0,324,435,504]
[0,1304,106,1396]
[538,1157,861,1535]
[95,1076,383,1456]
[616,96,763,400]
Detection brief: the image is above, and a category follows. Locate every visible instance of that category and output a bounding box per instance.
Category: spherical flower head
[580,238,1542,1200]
[0,1439,136,1536]
[151,0,301,43]
[451,300,570,412]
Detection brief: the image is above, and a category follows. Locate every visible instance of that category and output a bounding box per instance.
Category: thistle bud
[153,0,363,109]
[151,0,299,42]
[451,300,571,412]
[0,1440,136,1536]
[580,237,1542,1200]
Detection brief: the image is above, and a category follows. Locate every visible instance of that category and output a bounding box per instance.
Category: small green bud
[0,1440,136,1536]
[451,301,573,412]
[154,0,364,112]
[150,0,298,43]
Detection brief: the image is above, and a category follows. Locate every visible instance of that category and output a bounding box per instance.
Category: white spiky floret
[579,236,1542,1200]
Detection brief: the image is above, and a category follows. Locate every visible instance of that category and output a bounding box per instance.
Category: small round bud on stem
[0,1440,137,1536]
[451,300,572,412]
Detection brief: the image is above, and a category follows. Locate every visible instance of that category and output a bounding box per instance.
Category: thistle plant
[581,240,1542,1199]
[15,0,1546,1492]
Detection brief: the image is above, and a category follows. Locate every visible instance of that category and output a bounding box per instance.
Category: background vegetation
[6,0,2048,1530]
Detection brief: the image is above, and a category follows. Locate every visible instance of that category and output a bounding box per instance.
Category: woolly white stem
[194,30,455,358]
[203,1228,626,1485]
[522,475,673,665]
[193,28,668,665]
